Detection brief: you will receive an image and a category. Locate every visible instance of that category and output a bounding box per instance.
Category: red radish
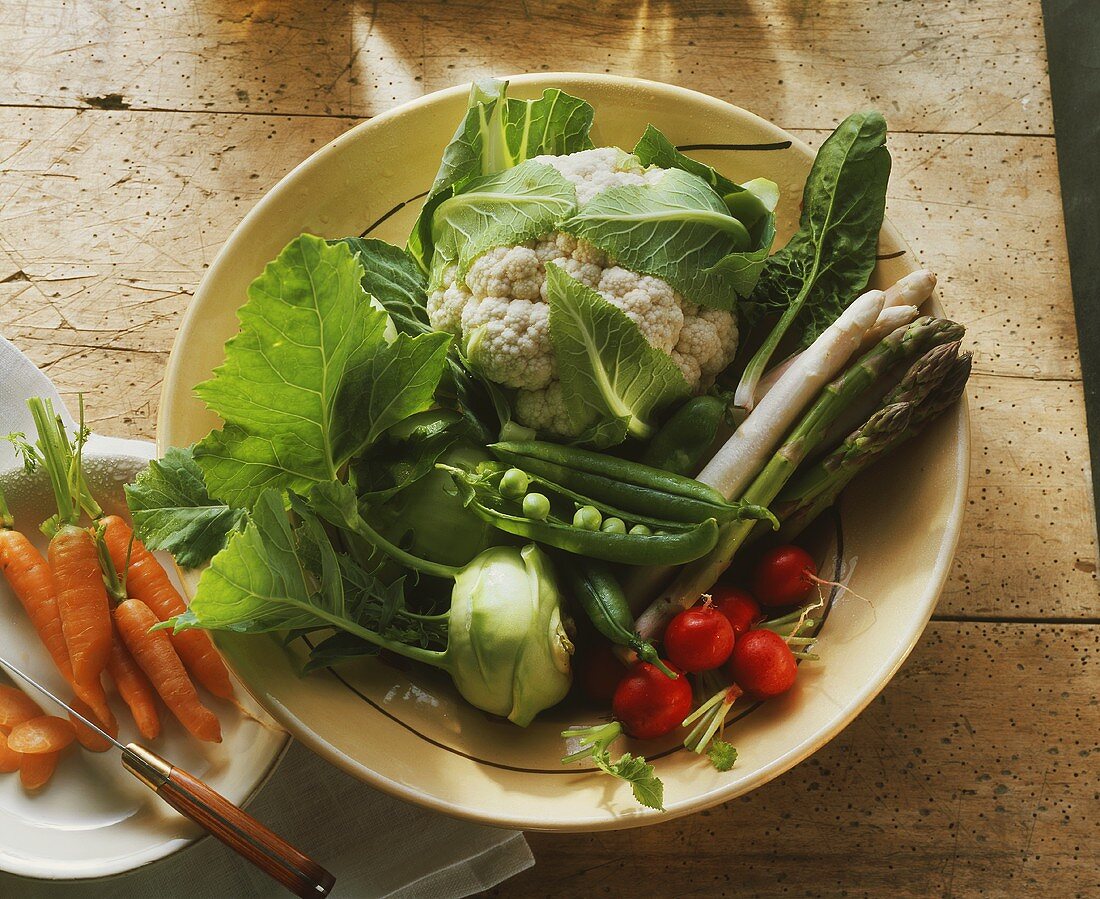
[727,629,798,699]
[578,644,626,703]
[663,605,735,672]
[712,588,763,637]
[752,545,817,607]
[612,661,693,740]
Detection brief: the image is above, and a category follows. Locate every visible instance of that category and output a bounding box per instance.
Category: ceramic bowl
[158,73,969,831]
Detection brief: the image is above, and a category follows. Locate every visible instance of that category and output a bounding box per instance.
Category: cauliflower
[426,148,739,436]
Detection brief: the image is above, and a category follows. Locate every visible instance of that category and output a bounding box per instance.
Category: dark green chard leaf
[429,161,577,288]
[124,446,247,568]
[546,265,689,446]
[631,125,778,301]
[735,111,891,407]
[559,168,752,311]
[335,236,509,442]
[192,235,451,509]
[408,79,594,272]
[336,237,432,334]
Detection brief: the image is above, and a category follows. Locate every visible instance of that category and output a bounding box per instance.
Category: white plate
[0,436,288,879]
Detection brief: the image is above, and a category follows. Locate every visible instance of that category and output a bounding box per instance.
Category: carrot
[105,629,160,741]
[69,697,118,753]
[0,684,43,729]
[114,599,221,743]
[0,513,114,726]
[8,715,76,754]
[100,516,233,700]
[0,733,20,773]
[19,751,58,790]
[27,398,114,686]
[49,524,113,685]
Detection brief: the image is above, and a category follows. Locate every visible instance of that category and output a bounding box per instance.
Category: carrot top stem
[27,396,103,536]
[94,525,129,605]
[0,485,14,530]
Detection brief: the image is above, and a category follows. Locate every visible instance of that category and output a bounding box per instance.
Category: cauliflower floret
[672,301,740,390]
[535,147,664,205]
[596,266,683,353]
[514,381,574,438]
[424,147,741,434]
[426,265,470,335]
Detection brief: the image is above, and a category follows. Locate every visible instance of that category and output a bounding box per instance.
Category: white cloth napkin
[0,335,533,897]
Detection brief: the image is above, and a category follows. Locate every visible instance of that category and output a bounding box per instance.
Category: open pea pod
[443,467,720,567]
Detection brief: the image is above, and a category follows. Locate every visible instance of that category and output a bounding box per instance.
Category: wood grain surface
[0,1,1095,896]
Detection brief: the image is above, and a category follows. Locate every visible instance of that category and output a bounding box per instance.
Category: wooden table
[1,2,1095,895]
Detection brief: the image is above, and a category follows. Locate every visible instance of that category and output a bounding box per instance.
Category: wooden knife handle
[123,745,335,898]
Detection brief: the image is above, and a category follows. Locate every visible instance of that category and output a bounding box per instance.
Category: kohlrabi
[169,489,574,726]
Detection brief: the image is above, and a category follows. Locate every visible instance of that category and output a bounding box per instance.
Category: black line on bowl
[302,508,845,775]
[360,190,430,238]
[676,141,793,151]
[876,249,907,260]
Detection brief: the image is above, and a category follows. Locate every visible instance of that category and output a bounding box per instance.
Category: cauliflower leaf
[429,161,577,287]
[546,265,689,446]
[632,125,778,300]
[409,79,594,272]
[559,168,755,311]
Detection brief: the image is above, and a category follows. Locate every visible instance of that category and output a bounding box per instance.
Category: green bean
[640,396,728,476]
[567,561,676,678]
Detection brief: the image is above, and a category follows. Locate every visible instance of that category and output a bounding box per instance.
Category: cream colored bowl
[158,74,969,831]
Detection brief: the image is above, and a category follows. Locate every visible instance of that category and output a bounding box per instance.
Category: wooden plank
[0,109,1093,619]
[945,374,1097,619]
[490,622,1099,898]
[1,1,1051,136]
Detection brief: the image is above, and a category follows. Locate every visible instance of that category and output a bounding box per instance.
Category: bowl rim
[158,72,971,831]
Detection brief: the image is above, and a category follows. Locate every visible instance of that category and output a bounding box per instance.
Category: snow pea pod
[490,441,744,525]
[567,561,677,678]
[640,395,728,477]
[445,469,720,566]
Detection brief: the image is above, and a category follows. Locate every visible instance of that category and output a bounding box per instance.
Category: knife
[0,655,336,898]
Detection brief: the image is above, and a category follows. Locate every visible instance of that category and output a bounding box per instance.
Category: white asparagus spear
[696,289,885,500]
[882,268,936,308]
[754,303,920,403]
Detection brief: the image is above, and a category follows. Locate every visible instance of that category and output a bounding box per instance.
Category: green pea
[628,524,652,536]
[600,517,627,534]
[573,505,603,531]
[499,468,529,499]
[522,492,551,521]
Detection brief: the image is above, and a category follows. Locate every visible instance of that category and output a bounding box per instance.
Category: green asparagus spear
[634,316,965,639]
[773,348,972,541]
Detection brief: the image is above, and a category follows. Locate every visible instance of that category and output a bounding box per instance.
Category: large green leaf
[193,235,450,508]
[545,265,689,446]
[176,489,319,633]
[632,125,777,300]
[559,168,754,310]
[124,446,247,568]
[744,111,891,345]
[408,79,594,272]
[429,161,576,287]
